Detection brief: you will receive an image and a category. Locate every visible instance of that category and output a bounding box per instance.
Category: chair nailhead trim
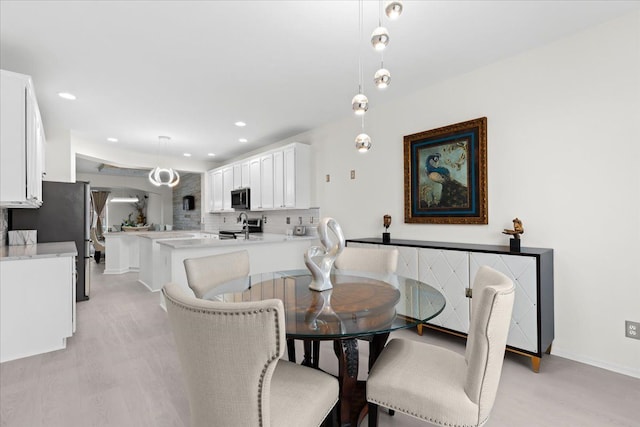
[368,398,488,427]
[164,290,282,427]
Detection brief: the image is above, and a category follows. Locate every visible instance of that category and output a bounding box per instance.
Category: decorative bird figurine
[502,218,524,238]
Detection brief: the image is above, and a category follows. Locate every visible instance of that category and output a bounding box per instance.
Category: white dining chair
[183,250,249,298]
[163,282,339,427]
[366,265,515,427]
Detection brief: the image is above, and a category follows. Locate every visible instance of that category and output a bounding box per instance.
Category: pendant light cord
[358,0,363,93]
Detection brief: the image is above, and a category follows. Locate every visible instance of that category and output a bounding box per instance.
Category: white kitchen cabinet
[211,169,223,211]
[222,166,233,210]
[249,158,262,210]
[346,238,554,372]
[241,161,250,188]
[205,143,311,213]
[1,69,45,208]
[260,153,274,209]
[0,242,77,362]
[207,166,234,212]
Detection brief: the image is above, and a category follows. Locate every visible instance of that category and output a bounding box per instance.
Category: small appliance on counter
[293,225,306,236]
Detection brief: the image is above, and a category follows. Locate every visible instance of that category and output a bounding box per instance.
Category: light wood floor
[1,261,638,426]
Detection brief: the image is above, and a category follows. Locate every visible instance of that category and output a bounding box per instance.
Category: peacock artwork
[418,140,469,209]
[404,117,488,224]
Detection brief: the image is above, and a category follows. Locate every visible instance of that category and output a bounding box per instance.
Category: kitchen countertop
[157,233,316,249]
[104,230,215,239]
[0,241,78,261]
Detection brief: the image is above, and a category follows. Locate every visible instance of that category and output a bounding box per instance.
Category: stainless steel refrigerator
[10,181,91,302]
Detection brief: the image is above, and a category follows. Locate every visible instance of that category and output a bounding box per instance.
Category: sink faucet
[237,212,249,240]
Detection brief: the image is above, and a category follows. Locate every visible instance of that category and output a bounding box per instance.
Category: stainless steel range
[219,218,262,239]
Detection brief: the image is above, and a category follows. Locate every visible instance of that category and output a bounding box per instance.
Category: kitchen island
[155,234,317,308]
[0,242,77,362]
[104,230,216,275]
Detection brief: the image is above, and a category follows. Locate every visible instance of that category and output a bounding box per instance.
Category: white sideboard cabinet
[346,238,554,372]
[0,69,46,208]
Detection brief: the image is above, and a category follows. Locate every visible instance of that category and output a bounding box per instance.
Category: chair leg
[368,402,379,427]
[286,339,296,362]
[94,251,101,264]
[312,340,320,369]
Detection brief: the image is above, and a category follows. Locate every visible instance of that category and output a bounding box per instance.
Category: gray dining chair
[163,282,339,427]
[183,249,249,298]
[366,265,515,427]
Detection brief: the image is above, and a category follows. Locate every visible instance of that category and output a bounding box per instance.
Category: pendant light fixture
[370,26,390,51]
[385,1,403,20]
[374,0,391,89]
[353,0,371,152]
[148,136,180,187]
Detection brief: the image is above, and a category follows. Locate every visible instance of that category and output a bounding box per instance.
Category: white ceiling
[2,1,638,168]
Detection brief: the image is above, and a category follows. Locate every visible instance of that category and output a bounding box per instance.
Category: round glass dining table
[204,269,446,427]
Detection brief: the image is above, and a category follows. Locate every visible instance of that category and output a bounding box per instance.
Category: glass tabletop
[205,269,446,340]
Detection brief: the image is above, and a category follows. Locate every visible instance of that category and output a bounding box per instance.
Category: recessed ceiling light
[183,153,192,157]
[239,138,248,143]
[107,137,118,142]
[58,92,76,100]
[234,121,246,127]
[207,153,216,157]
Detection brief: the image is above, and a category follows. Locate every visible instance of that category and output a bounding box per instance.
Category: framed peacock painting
[404,117,488,224]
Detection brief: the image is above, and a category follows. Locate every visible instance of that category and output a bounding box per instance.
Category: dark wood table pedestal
[299,333,390,427]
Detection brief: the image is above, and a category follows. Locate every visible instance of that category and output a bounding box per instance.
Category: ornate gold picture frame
[404,117,488,224]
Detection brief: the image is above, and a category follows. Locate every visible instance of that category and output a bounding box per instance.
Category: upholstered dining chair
[334,246,399,277]
[163,282,339,427]
[183,249,249,298]
[90,227,105,264]
[366,265,515,427]
[294,246,400,367]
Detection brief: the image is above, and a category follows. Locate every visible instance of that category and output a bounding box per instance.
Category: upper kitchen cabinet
[266,143,311,210]
[1,70,46,208]
[205,142,311,213]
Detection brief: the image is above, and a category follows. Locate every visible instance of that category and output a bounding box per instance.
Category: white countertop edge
[0,241,78,261]
[157,233,317,249]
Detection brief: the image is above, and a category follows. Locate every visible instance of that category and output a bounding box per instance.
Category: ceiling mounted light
[110,196,139,203]
[207,153,216,157]
[371,26,389,51]
[351,93,369,115]
[355,133,372,152]
[183,153,191,157]
[107,137,118,142]
[58,92,76,100]
[148,136,180,187]
[234,121,246,127]
[385,1,403,20]
[239,138,248,143]
[374,67,391,88]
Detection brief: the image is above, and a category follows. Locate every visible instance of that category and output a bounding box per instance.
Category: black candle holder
[510,238,521,252]
[382,232,391,243]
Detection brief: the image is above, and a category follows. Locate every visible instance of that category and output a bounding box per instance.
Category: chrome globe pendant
[352,93,369,115]
[385,1,403,20]
[355,133,372,152]
[371,26,389,51]
[374,67,391,89]
[149,136,181,187]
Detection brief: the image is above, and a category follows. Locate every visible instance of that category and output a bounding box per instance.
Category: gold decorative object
[502,218,524,239]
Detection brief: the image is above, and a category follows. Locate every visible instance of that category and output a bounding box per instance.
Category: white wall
[295,12,640,377]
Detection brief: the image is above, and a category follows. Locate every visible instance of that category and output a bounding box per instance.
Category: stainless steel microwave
[230,188,250,210]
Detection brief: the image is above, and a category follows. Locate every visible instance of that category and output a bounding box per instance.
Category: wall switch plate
[626,320,640,339]
[286,217,290,224]
[326,174,330,182]
[350,170,356,179]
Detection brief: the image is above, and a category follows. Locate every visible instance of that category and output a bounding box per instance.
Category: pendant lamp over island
[148,136,180,187]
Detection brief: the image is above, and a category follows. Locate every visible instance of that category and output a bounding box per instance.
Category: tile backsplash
[202,208,321,235]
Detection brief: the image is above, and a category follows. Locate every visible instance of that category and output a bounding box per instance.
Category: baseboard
[137,279,160,292]
[552,347,640,379]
